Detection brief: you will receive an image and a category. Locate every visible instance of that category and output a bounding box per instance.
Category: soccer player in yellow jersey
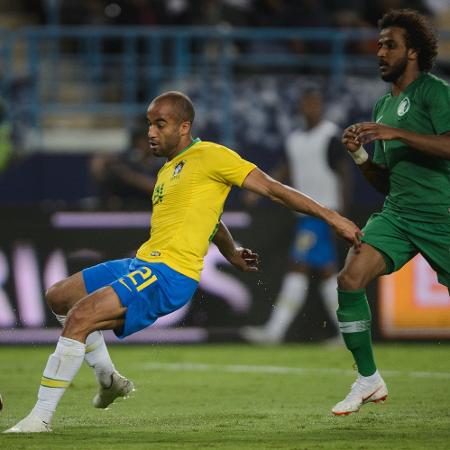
[5,91,362,433]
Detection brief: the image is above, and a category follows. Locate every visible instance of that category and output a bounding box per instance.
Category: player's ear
[180,121,191,136]
[407,47,418,62]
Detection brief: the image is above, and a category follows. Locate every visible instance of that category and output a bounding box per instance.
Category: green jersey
[372,73,450,222]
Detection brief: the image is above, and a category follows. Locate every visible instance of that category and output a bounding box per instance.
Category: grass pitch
[0,343,449,449]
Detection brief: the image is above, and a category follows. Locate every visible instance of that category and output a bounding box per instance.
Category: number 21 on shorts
[120,267,157,292]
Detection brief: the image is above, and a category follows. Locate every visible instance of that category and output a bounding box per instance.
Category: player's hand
[329,212,363,251]
[353,122,400,144]
[227,247,260,272]
[342,125,361,152]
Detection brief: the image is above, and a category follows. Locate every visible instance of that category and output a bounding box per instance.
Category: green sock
[337,289,377,377]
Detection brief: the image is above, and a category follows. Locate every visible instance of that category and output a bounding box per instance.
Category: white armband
[348,146,369,165]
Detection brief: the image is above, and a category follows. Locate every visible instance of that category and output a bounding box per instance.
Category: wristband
[348,146,369,165]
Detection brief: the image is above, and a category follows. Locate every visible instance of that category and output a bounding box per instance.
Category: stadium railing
[1,26,379,144]
[1,26,448,148]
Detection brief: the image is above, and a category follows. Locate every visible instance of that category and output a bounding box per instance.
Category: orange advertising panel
[379,254,450,338]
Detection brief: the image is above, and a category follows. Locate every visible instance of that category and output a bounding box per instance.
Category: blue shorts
[82,258,198,339]
[290,217,337,269]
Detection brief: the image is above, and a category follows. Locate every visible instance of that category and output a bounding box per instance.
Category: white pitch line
[141,362,450,380]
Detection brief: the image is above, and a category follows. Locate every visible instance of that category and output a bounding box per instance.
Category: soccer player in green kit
[332,9,450,416]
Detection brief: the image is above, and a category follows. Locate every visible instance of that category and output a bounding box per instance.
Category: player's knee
[45,280,71,314]
[64,302,94,337]
[337,268,366,290]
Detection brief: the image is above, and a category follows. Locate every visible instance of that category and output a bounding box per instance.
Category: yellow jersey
[136,138,256,281]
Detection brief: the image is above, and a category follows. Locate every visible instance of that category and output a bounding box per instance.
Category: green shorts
[361,211,450,289]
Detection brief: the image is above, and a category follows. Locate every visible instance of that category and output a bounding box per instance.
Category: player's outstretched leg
[50,274,134,407]
[5,286,129,433]
[332,288,387,415]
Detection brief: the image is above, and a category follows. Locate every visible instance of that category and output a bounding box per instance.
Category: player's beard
[380,54,408,82]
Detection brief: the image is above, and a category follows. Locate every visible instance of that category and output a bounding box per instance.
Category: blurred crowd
[15,0,444,63]
[0,0,449,209]
[19,1,450,60]
[22,0,435,28]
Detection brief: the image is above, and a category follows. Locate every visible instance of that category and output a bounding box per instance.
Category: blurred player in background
[332,9,450,416]
[90,127,161,209]
[243,89,351,344]
[5,91,361,433]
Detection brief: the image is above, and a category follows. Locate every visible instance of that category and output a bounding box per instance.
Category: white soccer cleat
[3,413,52,433]
[93,371,134,409]
[332,373,388,416]
[241,326,284,344]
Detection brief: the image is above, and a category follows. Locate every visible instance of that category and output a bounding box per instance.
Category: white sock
[319,276,339,330]
[360,370,382,383]
[264,272,308,339]
[85,331,116,387]
[54,313,115,387]
[54,313,67,327]
[31,337,85,424]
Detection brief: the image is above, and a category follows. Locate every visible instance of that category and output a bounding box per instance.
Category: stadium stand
[0,2,447,205]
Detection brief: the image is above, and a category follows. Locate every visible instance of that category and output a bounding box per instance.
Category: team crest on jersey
[397,97,410,117]
[172,160,186,178]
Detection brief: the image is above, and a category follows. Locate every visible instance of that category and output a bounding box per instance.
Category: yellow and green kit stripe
[40,376,70,389]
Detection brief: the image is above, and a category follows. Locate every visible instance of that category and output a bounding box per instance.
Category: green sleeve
[423,78,450,135]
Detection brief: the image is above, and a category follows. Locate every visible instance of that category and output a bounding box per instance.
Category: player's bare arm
[212,221,259,272]
[242,160,289,206]
[342,125,390,195]
[242,168,362,248]
[354,122,450,160]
